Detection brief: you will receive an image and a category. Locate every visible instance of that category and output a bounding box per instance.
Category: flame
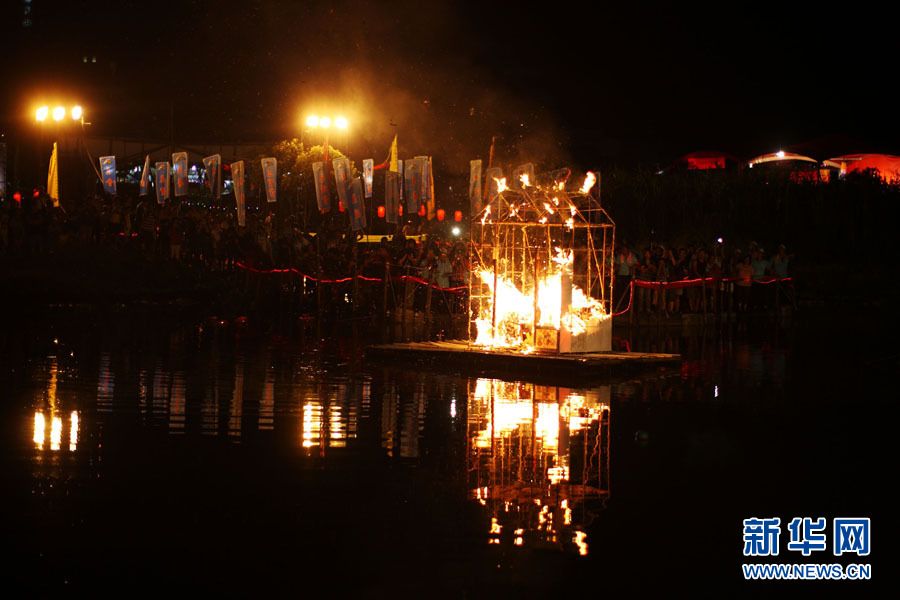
[33,412,45,449]
[494,177,508,193]
[474,248,609,351]
[565,217,574,231]
[580,171,596,194]
[519,173,531,188]
[543,202,555,215]
[481,204,491,225]
[551,196,560,206]
[557,181,565,191]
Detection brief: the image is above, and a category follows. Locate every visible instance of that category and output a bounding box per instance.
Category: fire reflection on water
[467,378,610,555]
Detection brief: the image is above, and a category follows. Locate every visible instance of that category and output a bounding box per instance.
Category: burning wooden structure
[469,166,615,353]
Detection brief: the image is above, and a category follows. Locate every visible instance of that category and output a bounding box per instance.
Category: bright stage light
[306,115,320,128]
[319,116,332,129]
[335,116,348,130]
[35,106,49,121]
[71,105,83,120]
[52,106,66,121]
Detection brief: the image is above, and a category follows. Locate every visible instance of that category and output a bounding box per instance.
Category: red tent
[827,154,900,184]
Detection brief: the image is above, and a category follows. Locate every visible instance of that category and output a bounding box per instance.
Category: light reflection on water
[468,379,610,554]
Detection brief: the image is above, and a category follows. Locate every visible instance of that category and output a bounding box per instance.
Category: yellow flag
[47,142,59,207]
[388,134,398,173]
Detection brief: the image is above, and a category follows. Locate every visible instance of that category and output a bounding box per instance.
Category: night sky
[3,0,899,172]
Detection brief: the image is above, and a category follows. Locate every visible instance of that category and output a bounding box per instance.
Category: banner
[485,167,503,203]
[261,157,277,203]
[202,154,221,199]
[100,156,117,195]
[332,157,352,211]
[362,158,374,198]
[154,162,170,204]
[231,160,246,226]
[139,155,151,196]
[404,157,424,214]
[424,156,435,220]
[469,159,482,216]
[47,142,59,207]
[348,177,367,231]
[172,152,188,197]
[311,161,330,213]
[398,159,404,201]
[385,171,401,224]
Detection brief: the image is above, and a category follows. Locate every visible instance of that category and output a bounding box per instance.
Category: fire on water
[474,248,610,351]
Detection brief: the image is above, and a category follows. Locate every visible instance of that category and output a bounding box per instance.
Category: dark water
[0,310,893,595]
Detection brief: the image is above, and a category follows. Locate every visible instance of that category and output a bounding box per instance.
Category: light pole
[33,102,89,201]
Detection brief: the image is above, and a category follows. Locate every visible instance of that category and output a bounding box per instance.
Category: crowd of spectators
[615,240,794,316]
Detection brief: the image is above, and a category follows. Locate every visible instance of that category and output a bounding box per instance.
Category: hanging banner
[231,160,246,226]
[469,159,482,216]
[155,162,170,204]
[404,157,424,215]
[485,167,503,203]
[139,155,151,196]
[332,157,352,212]
[312,161,330,213]
[362,158,374,198]
[385,171,401,225]
[202,154,221,199]
[398,159,404,201]
[261,157,277,203]
[172,152,188,197]
[421,156,435,220]
[99,156,117,195]
[348,177,367,231]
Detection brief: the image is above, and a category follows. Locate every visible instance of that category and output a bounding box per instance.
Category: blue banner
[404,157,423,214]
[333,157,352,211]
[139,155,150,196]
[202,154,221,199]
[99,156,116,195]
[172,152,188,197]
[261,157,277,203]
[154,162,170,204]
[385,171,400,224]
[349,177,367,231]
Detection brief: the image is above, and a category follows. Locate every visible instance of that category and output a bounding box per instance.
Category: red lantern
[13,191,22,204]
[338,201,346,213]
[377,205,386,218]
[454,210,463,222]
[399,204,404,217]
[33,189,40,198]
[436,208,445,221]
[417,204,426,217]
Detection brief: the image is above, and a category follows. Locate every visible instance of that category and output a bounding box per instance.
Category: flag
[172,152,188,197]
[362,158,374,198]
[47,142,59,207]
[332,157,352,212]
[202,154,221,199]
[155,162,170,204]
[348,177,367,231]
[398,159,404,202]
[416,156,435,221]
[385,171,401,224]
[469,159,482,216]
[139,155,151,196]
[389,135,398,172]
[100,156,117,195]
[312,161,330,213]
[231,161,246,226]
[261,157,277,203]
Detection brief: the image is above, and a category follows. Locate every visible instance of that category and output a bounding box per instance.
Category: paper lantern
[377,205,386,218]
[436,208,446,221]
[418,204,426,217]
[338,201,345,213]
[454,210,463,222]
[399,204,404,216]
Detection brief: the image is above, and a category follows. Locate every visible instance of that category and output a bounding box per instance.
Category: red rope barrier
[631,276,792,289]
[234,261,469,293]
